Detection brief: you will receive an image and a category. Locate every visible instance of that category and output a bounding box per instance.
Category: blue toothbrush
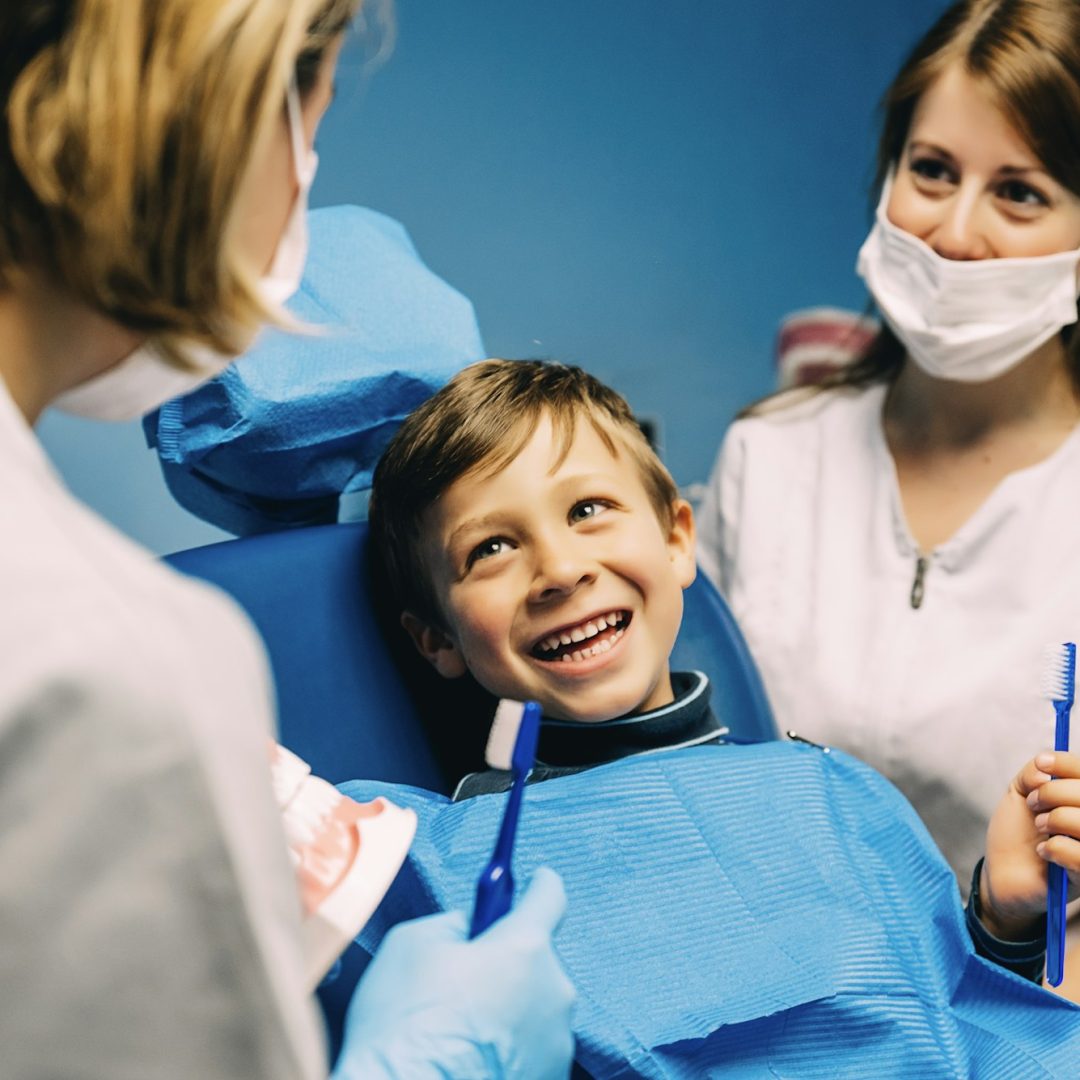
[469,699,542,938]
[1041,642,1076,988]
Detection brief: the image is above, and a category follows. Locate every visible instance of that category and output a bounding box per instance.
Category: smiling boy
[370,358,730,798]
[401,401,694,724]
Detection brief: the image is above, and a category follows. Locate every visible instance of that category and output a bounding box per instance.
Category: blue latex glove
[332,867,575,1079]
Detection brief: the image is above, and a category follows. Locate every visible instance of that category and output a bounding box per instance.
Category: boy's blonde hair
[370,358,680,629]
[0,0,367,365]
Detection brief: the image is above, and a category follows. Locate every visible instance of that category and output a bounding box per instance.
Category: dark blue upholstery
[165,521,776,793]
[165,523,448,790]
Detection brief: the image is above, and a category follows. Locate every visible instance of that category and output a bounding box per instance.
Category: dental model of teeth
[269,742,416,988]
[534,611,629,663]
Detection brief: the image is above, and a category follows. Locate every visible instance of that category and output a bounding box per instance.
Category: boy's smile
[406,414,696,722]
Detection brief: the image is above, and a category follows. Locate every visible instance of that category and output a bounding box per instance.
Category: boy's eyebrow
[445,513,507,550]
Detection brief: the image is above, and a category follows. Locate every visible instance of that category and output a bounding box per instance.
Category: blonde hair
[369,358,681,629]
[0,0,367,364]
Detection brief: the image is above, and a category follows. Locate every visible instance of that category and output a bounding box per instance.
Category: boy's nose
[528,539,597,603]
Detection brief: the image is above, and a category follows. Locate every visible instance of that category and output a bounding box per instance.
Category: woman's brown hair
[756,0,1080,410]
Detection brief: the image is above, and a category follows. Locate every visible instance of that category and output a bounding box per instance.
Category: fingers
[1034,806,1080,837]
[512,866,567,931]
[382,908,469,954]
[1027,779,1080,813]
[1012,749,1080,798]
[1037,751,1080,782]
[1037,834,1080,877]
[1033,801,1080,872]
[485,866,567,942]
[1019,751,1080,805]
[1013,755,1054,798]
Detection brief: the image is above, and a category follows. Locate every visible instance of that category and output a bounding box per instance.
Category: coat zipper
[910,555,928,610]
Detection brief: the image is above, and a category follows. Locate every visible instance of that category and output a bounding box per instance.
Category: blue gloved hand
[331,867,575,1080]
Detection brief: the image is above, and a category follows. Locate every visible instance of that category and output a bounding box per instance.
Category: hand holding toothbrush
[982,750,1080,943]
[336,868,575,1080]
[980,642,1080,993]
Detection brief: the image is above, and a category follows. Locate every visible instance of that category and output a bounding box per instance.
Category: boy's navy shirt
[452,670,724,800]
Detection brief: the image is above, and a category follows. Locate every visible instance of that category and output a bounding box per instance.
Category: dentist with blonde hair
[0,2,574,1076]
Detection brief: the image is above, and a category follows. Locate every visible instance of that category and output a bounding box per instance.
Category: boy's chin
[540,687,672,725]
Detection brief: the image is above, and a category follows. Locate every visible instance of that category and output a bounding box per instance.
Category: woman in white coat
[698,0,1080,995]
[0,2,573,1076]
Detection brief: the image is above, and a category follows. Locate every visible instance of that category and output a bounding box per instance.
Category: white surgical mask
[856,172,1080,383]
[55,78,319,421]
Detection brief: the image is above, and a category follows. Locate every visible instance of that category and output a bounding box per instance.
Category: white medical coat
[0,377,326,1078]
[699,382,1080,893]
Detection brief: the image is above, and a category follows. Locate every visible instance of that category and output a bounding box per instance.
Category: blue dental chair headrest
[146,206,485,537]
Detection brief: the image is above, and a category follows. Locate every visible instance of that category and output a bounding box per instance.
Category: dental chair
[166,520,777,1067]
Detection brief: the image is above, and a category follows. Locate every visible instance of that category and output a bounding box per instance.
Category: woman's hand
[333,867,575,1079]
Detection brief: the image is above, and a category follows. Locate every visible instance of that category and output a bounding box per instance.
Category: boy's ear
[666,498,697,589]
[400,611,469,679]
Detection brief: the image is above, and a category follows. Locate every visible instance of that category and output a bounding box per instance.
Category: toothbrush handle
[1048,864,1068,987]
[470,861,515,939]
[1047,699,1072,987]
[469,776,526,938]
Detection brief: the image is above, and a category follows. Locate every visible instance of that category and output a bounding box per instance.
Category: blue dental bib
[342,742,1080,1078]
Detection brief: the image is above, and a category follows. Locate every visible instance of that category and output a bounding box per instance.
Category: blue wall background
[37,0,949,554]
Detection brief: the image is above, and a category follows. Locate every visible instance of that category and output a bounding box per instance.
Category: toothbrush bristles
[1040,643,1077,704]
[485,699,526,771]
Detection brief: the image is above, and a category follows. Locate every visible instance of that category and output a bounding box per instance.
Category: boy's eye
[467,537,511,567]
[569,499,611,524]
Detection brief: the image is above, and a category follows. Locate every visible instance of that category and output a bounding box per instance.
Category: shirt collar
[534,671,721,769]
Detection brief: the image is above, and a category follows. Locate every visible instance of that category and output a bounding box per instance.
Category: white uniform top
[0,377,326,1079]
[698,382,1080,892]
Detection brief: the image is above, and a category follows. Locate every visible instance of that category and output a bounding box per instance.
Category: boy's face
[404,414,696,723]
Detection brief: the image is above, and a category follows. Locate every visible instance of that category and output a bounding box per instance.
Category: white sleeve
[696,421,748,599]
[0,627,326,1080]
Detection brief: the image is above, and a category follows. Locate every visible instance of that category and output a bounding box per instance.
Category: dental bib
[342,743,1080,1079]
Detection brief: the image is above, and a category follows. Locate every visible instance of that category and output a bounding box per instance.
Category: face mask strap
[285,75,307,185]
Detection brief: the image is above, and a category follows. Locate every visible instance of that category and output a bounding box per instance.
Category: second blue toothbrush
[1041,642,1076,988]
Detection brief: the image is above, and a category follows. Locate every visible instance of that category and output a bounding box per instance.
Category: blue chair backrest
[165,522,776,792]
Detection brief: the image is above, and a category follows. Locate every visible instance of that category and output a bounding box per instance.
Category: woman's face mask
[856,63,1080,383]
[54,78,319,422]
[857,172,1080,383]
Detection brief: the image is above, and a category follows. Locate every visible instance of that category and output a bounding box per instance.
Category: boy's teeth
[537,614,628,657]
[555,628,625,662]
